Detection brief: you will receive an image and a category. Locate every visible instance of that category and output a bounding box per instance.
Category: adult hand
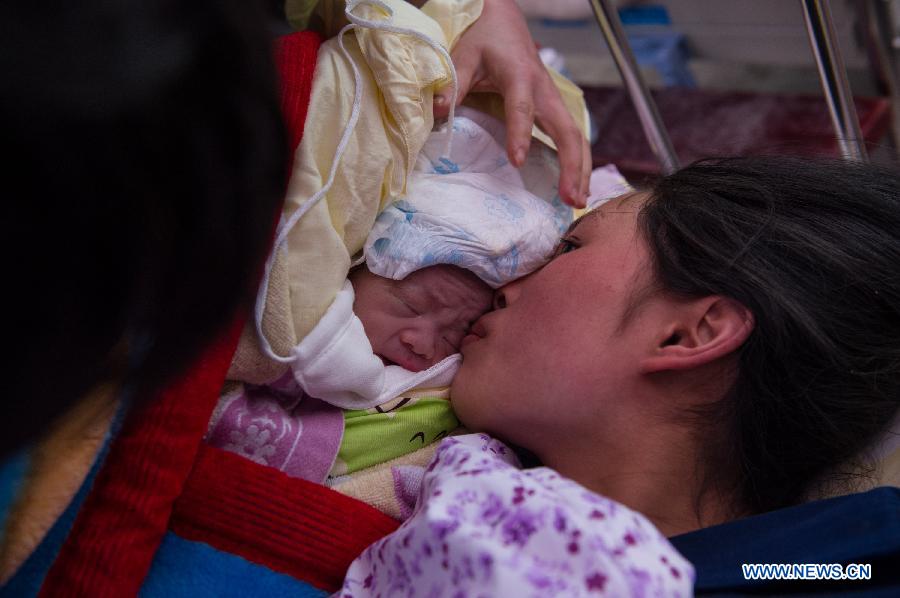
[432,0,590,207]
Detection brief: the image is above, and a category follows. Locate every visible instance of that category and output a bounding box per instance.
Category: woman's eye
[553,237,579,257]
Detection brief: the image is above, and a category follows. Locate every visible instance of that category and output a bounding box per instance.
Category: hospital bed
[7,2,900,596]
[587,0,873,170]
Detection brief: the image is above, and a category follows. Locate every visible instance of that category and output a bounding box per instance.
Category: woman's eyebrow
[564,208,605,236]
[563,215,584,237]
[564,192,643,236]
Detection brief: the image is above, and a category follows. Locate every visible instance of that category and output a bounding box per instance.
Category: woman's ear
[640,296,754,373]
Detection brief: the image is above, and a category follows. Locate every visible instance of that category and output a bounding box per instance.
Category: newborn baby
[268,108,571,410]
[350,264,493,373]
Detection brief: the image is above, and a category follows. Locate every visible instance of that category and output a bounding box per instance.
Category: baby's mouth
[378,352,429,373]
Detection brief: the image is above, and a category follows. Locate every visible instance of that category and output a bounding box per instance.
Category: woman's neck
[538,425,736,537]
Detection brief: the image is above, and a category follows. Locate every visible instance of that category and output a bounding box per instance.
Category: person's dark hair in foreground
[641,156,900,516]
[1,0,286,457]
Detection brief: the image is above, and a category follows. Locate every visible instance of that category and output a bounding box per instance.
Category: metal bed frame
[586,0,883,171]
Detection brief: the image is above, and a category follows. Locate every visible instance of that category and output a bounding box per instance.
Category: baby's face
[350,265,493,372]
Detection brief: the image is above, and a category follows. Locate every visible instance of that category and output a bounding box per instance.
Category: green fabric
[335,398,458,475]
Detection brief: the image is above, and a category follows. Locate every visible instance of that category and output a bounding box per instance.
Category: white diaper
[364,107,572,288]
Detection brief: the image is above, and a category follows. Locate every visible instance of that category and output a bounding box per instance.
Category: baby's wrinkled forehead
[394,265,493,316]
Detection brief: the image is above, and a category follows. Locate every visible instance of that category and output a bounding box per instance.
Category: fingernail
[434,95,447,105]
[514,148,526,166]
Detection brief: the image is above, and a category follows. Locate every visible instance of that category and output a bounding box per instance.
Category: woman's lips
[461,320,487,350]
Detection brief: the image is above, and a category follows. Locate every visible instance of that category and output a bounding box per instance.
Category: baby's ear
[640,296,754,373]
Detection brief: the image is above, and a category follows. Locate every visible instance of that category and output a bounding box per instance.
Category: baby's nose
[399,327,435,361]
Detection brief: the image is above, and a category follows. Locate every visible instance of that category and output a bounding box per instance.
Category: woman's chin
[449,370,482,425]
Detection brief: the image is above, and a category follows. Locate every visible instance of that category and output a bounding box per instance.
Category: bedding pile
[213,0,590,510]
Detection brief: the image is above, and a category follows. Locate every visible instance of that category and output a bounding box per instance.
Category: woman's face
[451,195,658,455]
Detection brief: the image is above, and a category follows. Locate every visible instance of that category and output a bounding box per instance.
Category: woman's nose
[493,289,506,310]
[494,279,521,310]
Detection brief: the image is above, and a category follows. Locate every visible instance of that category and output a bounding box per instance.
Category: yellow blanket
[229,0,588,384]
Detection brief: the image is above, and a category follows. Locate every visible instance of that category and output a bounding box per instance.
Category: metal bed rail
[586,0,872,169]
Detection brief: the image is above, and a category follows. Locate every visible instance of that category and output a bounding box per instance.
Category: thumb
[433,53,477,119]
[432,86,455,119]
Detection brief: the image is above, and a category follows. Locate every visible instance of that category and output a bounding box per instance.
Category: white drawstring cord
[343,0,458,154]
[255,0,457,362]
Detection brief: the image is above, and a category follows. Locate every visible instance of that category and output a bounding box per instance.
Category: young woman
[341,156,900,595]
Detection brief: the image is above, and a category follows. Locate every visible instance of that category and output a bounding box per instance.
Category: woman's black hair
[640,156,900,515]
[2,0,286,456]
